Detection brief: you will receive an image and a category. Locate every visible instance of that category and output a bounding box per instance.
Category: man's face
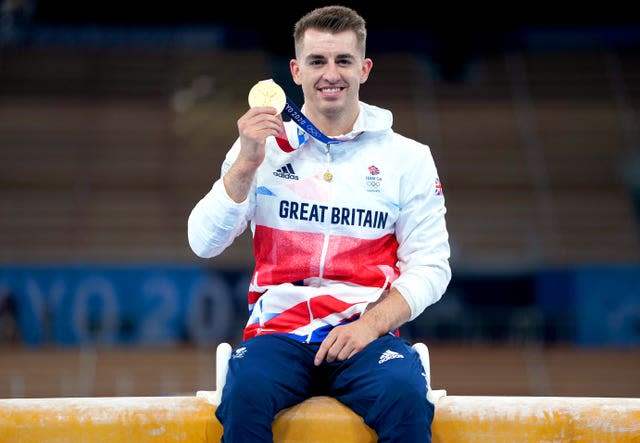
[290,29,372,118]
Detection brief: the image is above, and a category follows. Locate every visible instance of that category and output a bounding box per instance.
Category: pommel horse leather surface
[1,394,639,442]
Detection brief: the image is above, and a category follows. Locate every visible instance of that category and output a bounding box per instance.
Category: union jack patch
[435,177,443,196]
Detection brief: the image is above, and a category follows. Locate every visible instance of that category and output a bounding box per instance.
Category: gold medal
[248,79,286,114]
[323,171,333,182]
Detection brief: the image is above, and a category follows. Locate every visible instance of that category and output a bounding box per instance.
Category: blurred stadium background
[0,1,639,399]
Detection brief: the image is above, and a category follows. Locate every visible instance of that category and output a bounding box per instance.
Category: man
[188,5,451,442]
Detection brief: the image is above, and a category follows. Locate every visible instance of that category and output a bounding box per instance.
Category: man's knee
[375,371,429,415]
[216,368,279,434]
[223,366,274,408]
[364,373,434,442]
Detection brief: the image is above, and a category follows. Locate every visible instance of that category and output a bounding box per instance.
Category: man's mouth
[319,86,344,96]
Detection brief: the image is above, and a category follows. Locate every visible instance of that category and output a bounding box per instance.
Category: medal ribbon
[275,96,344,152]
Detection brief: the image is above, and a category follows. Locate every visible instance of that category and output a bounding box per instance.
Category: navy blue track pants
[215,334,434,442]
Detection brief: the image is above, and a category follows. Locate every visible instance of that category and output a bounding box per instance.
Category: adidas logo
[378,349,404,364]
[273,163,299,180]
[231,347,247,359]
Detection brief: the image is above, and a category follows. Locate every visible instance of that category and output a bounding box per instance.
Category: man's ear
[360,58,373,84]
[290,59,302,85]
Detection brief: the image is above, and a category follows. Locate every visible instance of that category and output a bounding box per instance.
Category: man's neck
[304,103,360,137]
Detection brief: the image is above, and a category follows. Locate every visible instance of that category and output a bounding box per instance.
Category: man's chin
[319,99,343,114]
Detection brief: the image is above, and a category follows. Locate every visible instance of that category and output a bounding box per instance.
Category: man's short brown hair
[293,5,367,57]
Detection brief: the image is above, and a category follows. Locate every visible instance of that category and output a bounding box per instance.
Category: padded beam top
[1,394,639,442]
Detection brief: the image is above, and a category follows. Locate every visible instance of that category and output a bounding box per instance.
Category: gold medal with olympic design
[248,79,286,114]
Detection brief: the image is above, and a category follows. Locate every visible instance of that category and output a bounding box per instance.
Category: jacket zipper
[305,142,333,343]
[317,143,333,282]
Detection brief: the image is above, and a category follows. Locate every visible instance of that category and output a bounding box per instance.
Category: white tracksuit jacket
[188,101,451,343]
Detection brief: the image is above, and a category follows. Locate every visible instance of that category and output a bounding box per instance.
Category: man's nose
[323,62,340,81]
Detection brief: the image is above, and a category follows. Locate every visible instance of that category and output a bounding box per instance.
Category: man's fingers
[315,330,358,365]
[314,334,335,366]
[325,334,346,363]
[247,106,279,115]
[241,116,281,133]
[336,342,355,361]
[239,107,280,129]
[314,322,377,366]
[246,113,280,130]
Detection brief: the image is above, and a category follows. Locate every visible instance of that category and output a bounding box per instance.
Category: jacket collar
[283,101,393,148]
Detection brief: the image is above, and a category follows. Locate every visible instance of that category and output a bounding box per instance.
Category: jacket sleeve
[187,140,255,258]
[391,145,451,320]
